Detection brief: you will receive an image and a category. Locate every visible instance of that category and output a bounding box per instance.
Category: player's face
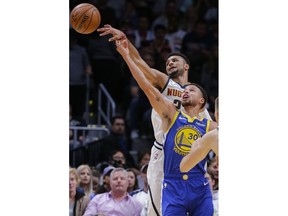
[166,56,186,78]
[181,85,203,107]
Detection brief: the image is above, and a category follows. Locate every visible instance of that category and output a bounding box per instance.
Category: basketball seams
[74,6,94,33]
[70,3,101,34]
[93,9,101,25]
[83,8,95,34]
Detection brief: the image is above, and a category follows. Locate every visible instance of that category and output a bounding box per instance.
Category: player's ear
[199,97,205,106]
[184,63,189,70]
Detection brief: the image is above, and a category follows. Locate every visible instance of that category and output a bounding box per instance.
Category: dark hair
[184,82,208,109]
[108,149,126,168]
[111,114,125,125]
[137,150,150,164]
[153,24,167,31]
[167,52,190,67]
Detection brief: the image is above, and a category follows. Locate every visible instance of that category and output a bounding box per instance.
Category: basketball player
[180,97,219,172]
[115,38,217,216]
[97,25,212,216]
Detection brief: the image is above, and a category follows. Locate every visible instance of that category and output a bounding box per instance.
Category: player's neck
[172,73,188,85]
[183,106,201,119]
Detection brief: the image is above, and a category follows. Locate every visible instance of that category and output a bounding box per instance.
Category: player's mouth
[168,67,177,73]
[182,93,189,99]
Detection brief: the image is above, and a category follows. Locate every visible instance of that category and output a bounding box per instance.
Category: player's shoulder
[208,120,218,130]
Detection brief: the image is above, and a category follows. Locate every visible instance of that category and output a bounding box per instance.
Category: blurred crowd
[69,0,218,215]
[69,0,218,139]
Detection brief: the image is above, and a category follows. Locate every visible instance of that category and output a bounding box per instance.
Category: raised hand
[97,24,127,42]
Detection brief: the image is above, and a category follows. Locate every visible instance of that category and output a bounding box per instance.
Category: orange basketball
[70,3,101,34]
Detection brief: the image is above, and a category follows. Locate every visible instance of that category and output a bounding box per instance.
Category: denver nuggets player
[97,25,212,216]
[116,38,217,216]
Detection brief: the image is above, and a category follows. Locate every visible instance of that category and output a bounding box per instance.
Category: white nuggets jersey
[151,78,184,148]
[151,79,212,148]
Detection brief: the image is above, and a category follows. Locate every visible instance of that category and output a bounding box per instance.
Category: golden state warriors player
[98,25,212,216]
[116,38,217,216]
[180,97,219,172]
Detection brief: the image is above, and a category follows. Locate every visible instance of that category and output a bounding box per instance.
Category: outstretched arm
[180,129,218,172]
[115,39,176,131]
[97,25,168,89]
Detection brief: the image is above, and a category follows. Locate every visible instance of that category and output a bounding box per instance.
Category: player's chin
[168,71,178,78]
[182,101,189,107]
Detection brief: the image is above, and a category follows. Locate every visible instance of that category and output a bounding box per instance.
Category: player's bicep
[144,86,174,119]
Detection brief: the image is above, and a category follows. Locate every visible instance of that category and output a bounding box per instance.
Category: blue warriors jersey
[163,111,211,177]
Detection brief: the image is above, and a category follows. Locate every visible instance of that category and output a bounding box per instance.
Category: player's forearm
[128,40,141,62]
[128,41,164,88]
[180,142,208,172]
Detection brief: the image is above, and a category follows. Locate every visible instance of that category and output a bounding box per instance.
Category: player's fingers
[115,40,121,47]
[108,36,119,42]
[97,25,111,33]
[99,31,110,36]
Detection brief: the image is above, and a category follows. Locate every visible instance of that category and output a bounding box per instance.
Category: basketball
[70,3,101,34]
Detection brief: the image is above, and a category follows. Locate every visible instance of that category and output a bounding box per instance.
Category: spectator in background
[105,0,126,20]
[166,14,187,53]
[69,28,92,120]
[96,166,115,195]
[98,114,136,167]
[181,5,199,32]
[205,172,219,216]
[137,150,151,170]
[69,168,90,216]
[91,168,101,195]
[200,44,218,113]
[134,14,153,48]
[131,164,149,216]
[126,168,140,194]
[151,0,178,31]
[181,20,213,83]
[108,150,128,168]
[77,165,95,199]
[207,157,219,191]
[120,0,139,29]
[152,24,172,54]
[204,0,218,23]
[83,168,142,216]
[136,150,150,189]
